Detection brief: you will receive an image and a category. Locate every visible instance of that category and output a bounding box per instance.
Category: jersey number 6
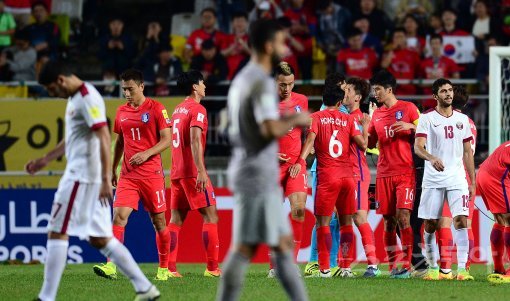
[329,130,343,158]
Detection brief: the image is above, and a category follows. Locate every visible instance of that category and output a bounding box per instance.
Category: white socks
[423,231,438,268]
[454,228,469,270]
[38,239,69,301]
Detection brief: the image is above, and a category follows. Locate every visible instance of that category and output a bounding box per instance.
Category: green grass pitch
[0,263,507,300]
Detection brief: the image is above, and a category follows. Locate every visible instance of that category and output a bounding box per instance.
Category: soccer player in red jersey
[92,69,172,281]
[342,77,380,277]
[293,85,369,277]
[168,70,220,278]
[479,141,510,283]
[436,85,477,278]
[267,62,308,277]
[368,70,420,278]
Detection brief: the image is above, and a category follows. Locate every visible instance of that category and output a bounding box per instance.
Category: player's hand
[360,113,371,128]
[430,156,445,172]
[288,163,301,178]
[111,171,118,187]
[25,157,48,175]
[99,179,113,207]
[278,153,291,163]
[310,147,315,155]
[196,170,208,192]
[129,151,151,165]
[391,121,413,132]
[468,184,476,199]
[369,102,377,118]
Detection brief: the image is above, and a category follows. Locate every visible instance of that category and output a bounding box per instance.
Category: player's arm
[353,113,370,151]
[95,125,114,203]
[367,118,378,149]
[289,131,316,178]
[111,133,124,187]
[414,136,444,171]
[260,113,310,140]
[25,139,65,174]
[128,128,171,165]
[463,138,476,198]
[191,126,208,192]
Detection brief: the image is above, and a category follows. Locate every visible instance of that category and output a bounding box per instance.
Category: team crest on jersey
[456,122,463,130]
[141,112,150,123]
[395,111,403,120]
[295,105,301,112]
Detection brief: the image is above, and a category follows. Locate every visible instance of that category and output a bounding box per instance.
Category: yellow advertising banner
[0,97,182,188]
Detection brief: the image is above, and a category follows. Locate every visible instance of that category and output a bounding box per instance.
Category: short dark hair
[201,39,216,50]
[430,33,443,44]
[201,7,217,17]
[317,0,332,11]
[120,69,144,85]
[324,72,345,89]
[31,0,48,11]
[249,19,283,54]
[452,85,469,110]
[322,85,345,106]
[393,27,406,36]
[432,78,453,95]
[176,70,204,95]
[276,16,291,29]
[14,29,30,42]
[370,69,397,91]
[275,62,294,76]
[231,11,248,21]
[38,61,73,85]
[347,28,363,39]
[346,77,370,101]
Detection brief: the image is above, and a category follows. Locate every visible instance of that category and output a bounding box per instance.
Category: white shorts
[418,186,470,219]
[48,177,113,240]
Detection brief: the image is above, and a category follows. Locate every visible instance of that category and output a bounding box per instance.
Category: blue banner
[0,189,159,263]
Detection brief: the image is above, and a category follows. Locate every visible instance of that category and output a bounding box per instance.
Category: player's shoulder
[291,92,308,101]
[421,108,435,115]
[399,99,418,110]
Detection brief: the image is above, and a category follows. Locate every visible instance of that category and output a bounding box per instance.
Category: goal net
[489,46,510,152]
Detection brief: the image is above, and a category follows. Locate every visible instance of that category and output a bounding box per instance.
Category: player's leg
[490,214,508,274]
[217,243,258,301]
[329,211,340,268]
[438,215,454,278]
[37,231,70,301]
[377,177,400,273]
[333,178,356,277]
[168,179,189,277]
[305,170,318,271]
[394,175,416,276]
[288,192,307,261]
[448,188,473,280]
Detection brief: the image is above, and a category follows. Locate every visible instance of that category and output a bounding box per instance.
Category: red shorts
[114,177,166,213]
[477,169,510,214]
[171,177,216,210]
[314,176,356,216]
[356,175,371,211]
[376,174,415,215]
[280,162,308,197]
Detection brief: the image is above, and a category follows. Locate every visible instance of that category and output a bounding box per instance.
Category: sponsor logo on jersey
[295,105,301,112]
[141,112,150,123]
[395,111,403,120]
[88,106,101,119]
[456,122,463,130]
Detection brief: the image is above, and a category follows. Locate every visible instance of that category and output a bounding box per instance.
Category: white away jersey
[63,82,107,183]
[416,109,473,188]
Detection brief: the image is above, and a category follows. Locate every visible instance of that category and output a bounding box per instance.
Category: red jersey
[479,141,510,179]
[278,92,309,162]
[186,28,227,56]
[310,109,361,179]
[337,48,378,79]
[349,109,370,180]
[170,97,208,180]
[221,33,249,80]
[388,48,420,95]
[284,8,316,57]
[440,29,470,36]
[368,100,420,178]
[420,56,459,79]
[114,98,170,179]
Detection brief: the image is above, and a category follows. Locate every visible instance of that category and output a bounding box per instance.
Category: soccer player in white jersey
[25,61,160,301]
[414,78,476,281]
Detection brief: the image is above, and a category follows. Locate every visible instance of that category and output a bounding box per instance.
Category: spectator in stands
[353,16,383,57]
[216,0,247,33]
[4,0,30,29]
[403,14,426,55]
[143,45,183,85]
[190,39,227,84]
[138,21,170,66]
[98,17,135,76]
[25,1,60,59]
[394,0,434,23]
[277,16,301,78]
[2,29,36,81]
[0,0,16,49]
[475,35,499,93]
[441,8,470,36]
[220,11,250,80]
[100,69,119,98]
[352,0,393,42]
[185,7,227,65]
[381,28,420,95]
[427,13,443,34]
[337,28,378,79]
[248,0,284,22]
[471,0,500,42]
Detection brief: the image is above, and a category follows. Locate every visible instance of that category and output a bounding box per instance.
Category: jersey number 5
[172,119,180,147]
[329,130,343,158]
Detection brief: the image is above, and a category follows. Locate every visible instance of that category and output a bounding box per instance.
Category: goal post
[489,46,510,153]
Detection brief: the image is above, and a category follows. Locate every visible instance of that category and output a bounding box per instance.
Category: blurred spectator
[185,7,227,67]
[440,8,469,36]
[427,13,443,34]
[190,39,227,84]
[352,0,393,41]
[381,28,420,95]
[471,0,499,41]
[475,35,499,93]
[337,28,378,79]
[2,29,36,81]
[195,0,216,13]
[220,11,250,80]
[500,0,510,44]
[394,0,434,22]
[138,21,170,66]
[284,0,316,80]
[4,0,30,29]
[100,69,119,98]
[98,17,135,75]
[24,1,60,59]
[0,0,16,49]
[215,0,247,32]
[143,45,183,85]
[277,16,301,78]
[316,0,351,74]
[403,14,426,54]
[248,0,284,22]
[353,16,382,57]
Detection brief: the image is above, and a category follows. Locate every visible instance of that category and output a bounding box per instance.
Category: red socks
[291,219,304,261]
[112,225,125,244]
[358,223,377,266]
[491,223,505,273]
[339,225,355,268]
[384,230,398,271]
[202,223,219,271]
[317,226,332,271]
[168,223,181,272]
[438,227,453,270]
[156,227,170,268]
[400,227,413,270]
[505,227,510,269]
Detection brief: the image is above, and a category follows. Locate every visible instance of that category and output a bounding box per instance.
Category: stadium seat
[51,0,84,20]
[171,13,200,37]
[170,34,187,61]
[0,85,28,98]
